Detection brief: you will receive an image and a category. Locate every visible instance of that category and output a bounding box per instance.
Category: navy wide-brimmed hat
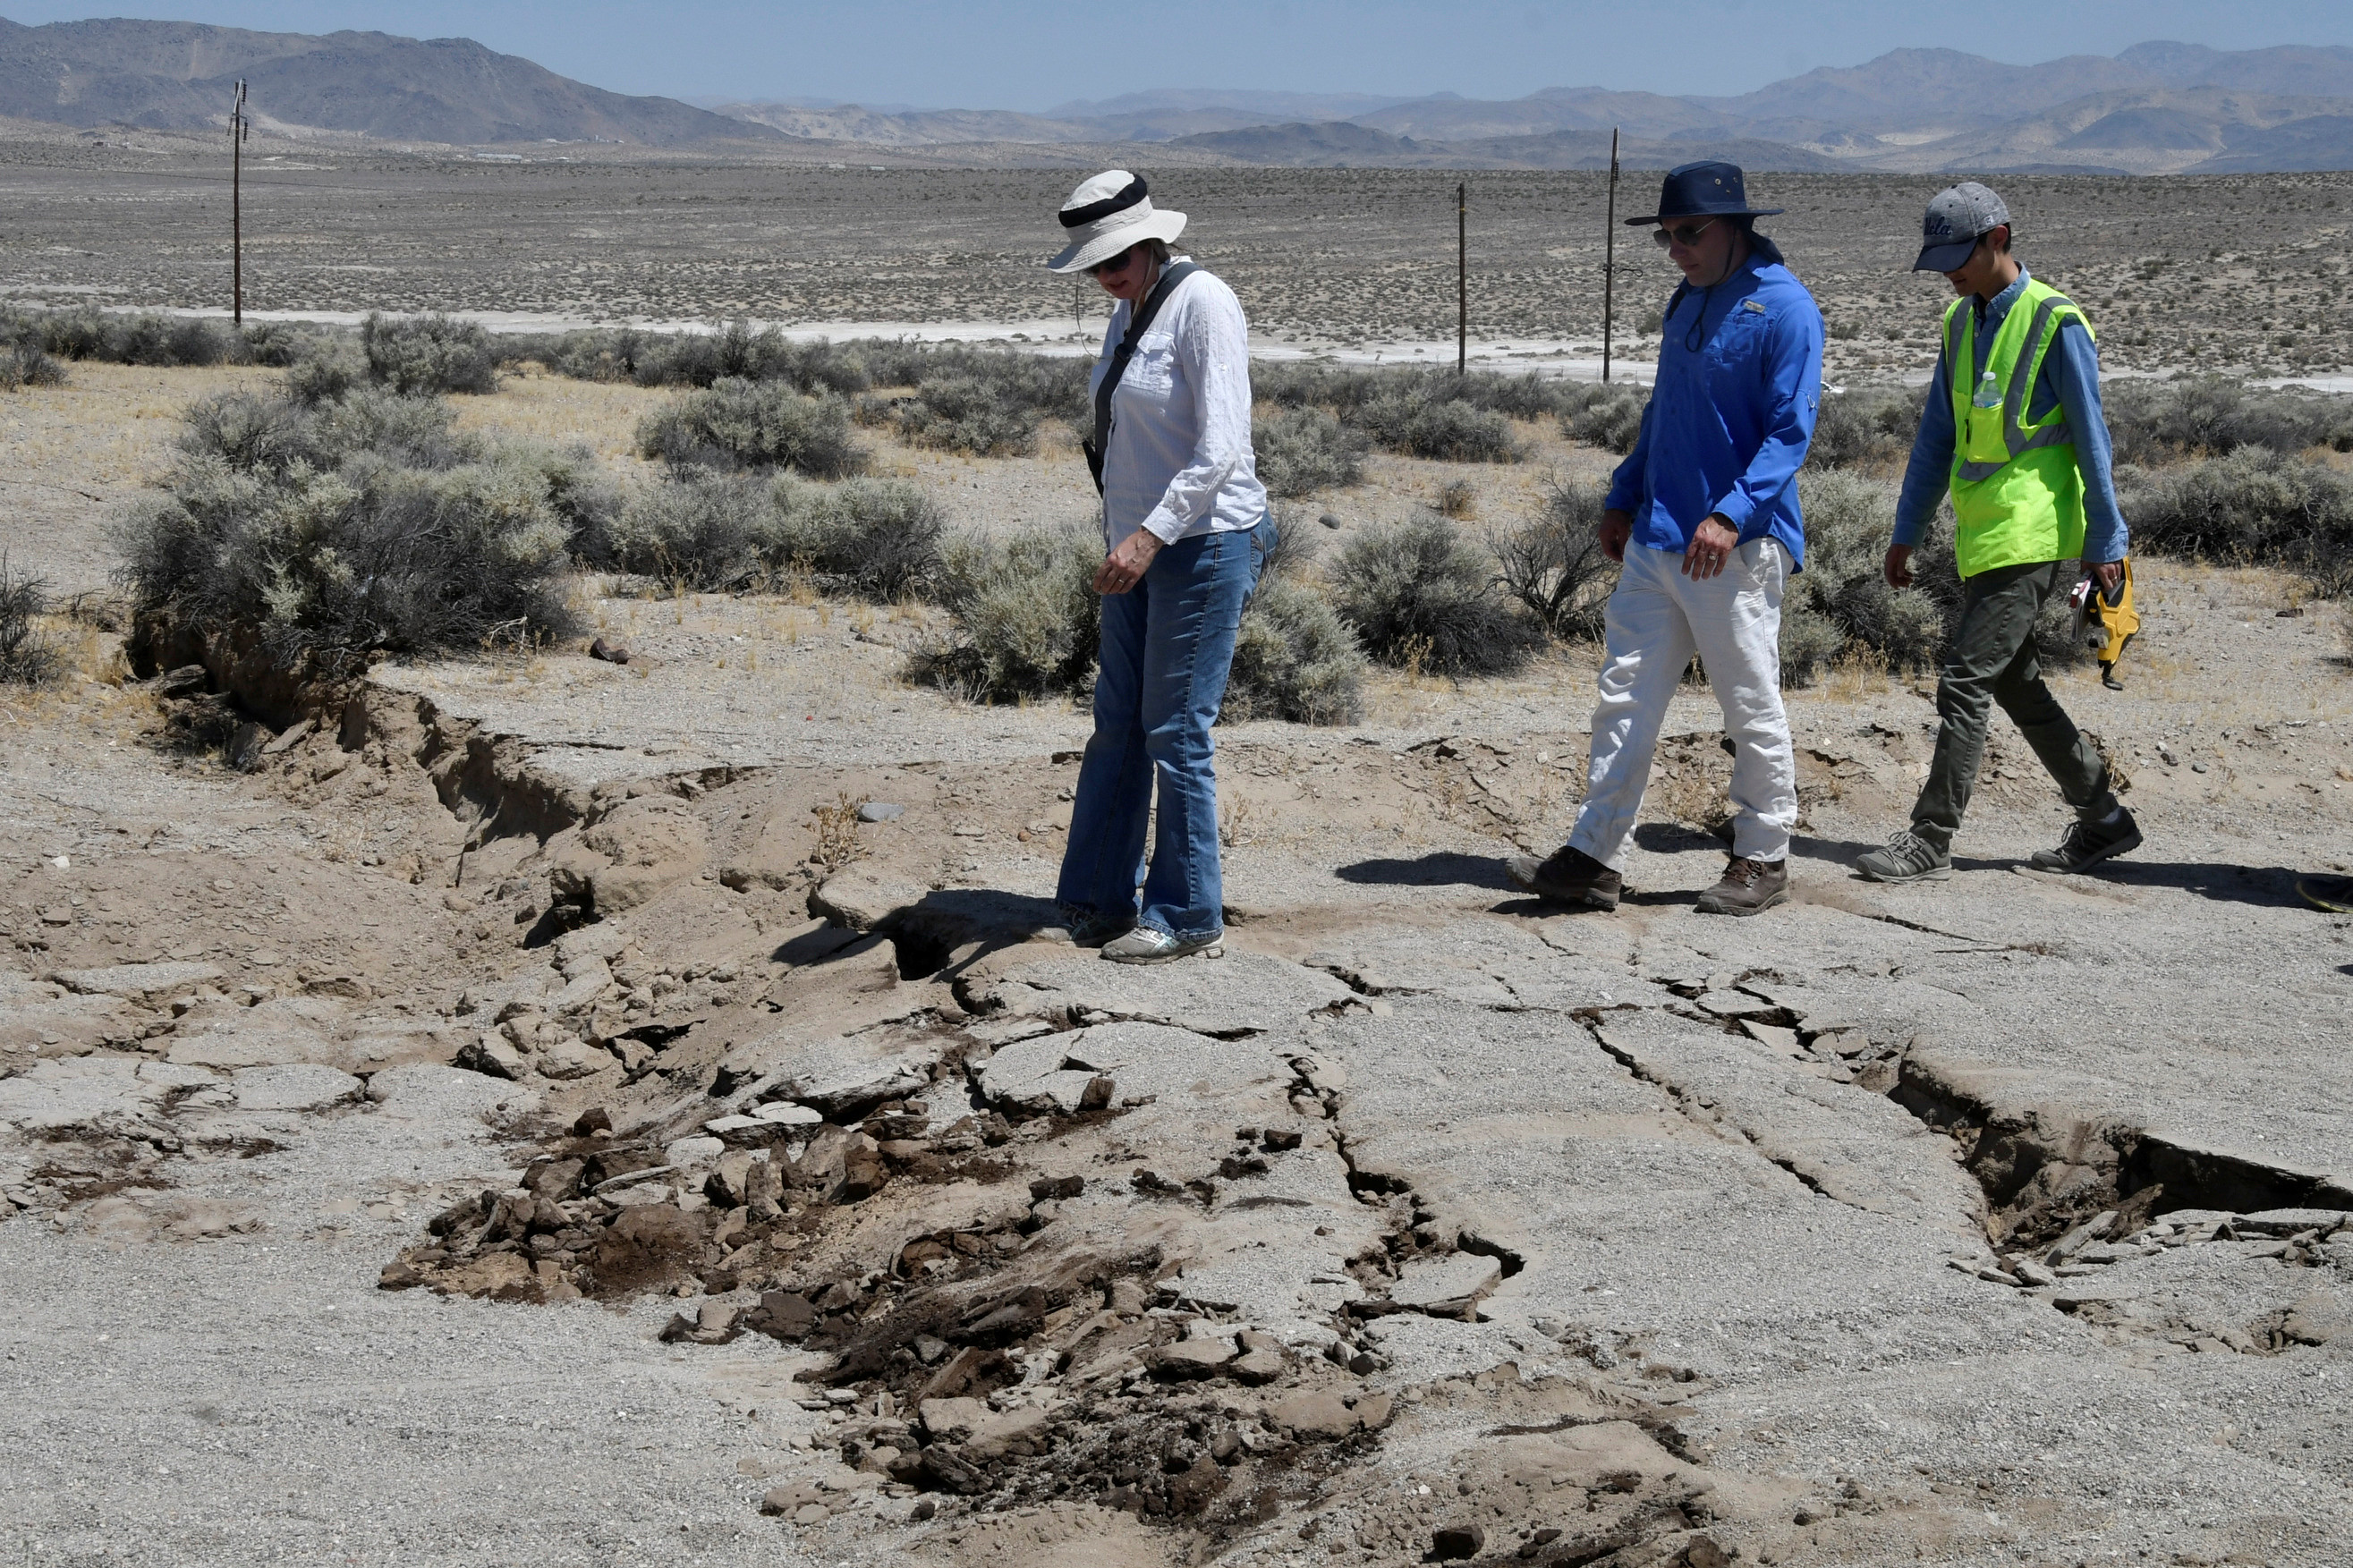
[1624,160,1784,226]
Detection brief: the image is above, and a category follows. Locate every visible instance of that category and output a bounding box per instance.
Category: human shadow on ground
[1333,852,1517,892]
[885,887,1067,981]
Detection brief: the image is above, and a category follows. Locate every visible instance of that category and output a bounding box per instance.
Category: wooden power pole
[1457,182,1467,376]
[1602,127,1619,384]
[230,80,249,326]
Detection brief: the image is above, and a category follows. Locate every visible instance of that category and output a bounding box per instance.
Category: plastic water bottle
[1971,369,2000,409]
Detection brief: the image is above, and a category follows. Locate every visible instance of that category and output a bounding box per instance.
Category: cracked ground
[4,553,2350,1568]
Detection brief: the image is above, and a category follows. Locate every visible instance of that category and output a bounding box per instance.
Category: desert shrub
[905,524,1101,702]
[361,313,498,395]
[0,343,65,391]
[2121,448,2353,596]
[10,306,238,367]
[1355,394,1521,463]
[1559,382,1650,454]
[599,472,777,589]
[882,374,1041,457]
[0,555,59,686]
[2103,377,2353,464]
[783,478,947,598]
[1489,476,1619,642]
[237,321,324,368]
[1260,509,1319,579]
[1807,386,1919,470]
[1224,577,1367,725]
[637,378,867,478]
[285,342,365,406]
[1254,406,1369,496]
[179,386,479,475]
[1780,470,1949,684]
[116,383,590,676]
[1330,513,1542,675]
[597,472,942,598]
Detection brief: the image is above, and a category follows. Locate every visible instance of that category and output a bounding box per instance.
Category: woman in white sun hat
[1048,169,1272,965]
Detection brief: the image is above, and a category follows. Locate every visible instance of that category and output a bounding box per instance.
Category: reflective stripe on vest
[1945,281,2087,483]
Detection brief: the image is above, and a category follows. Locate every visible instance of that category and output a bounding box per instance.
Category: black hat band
[1060,175,1149,229]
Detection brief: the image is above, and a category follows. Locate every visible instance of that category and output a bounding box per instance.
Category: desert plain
[3,139,2352,1568]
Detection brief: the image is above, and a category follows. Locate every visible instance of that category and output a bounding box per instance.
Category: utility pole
[1457,181,1466,376]
[230,80,248,326]
[1602,127,1619,384]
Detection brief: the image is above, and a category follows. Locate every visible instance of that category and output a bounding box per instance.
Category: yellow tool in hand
[2070,558,2139,691]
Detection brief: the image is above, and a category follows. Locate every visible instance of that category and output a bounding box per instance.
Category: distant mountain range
[0,15,775,145]
[726,43,2353,174]
[2,19,2350,173]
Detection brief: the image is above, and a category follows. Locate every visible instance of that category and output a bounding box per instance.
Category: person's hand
[2089,558,2123,596]
[1884,543,1916,589]
[1681,514,1738,579]
[1093,529,1163,595]
[1599,508,1633,564]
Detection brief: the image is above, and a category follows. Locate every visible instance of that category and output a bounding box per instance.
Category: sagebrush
[115,384,599,675]
[1331,513,1542,675]
[361,313,499,395]
[1254,406,1369,496]
[637,378,867,479]
[904,524,1101,702]
[0,555,59,686]
[594,471,942,598]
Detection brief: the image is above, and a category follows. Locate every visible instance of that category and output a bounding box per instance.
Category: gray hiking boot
[1856,829,1952,883]
[2028,809,2141,874]
[1505,844,1621,911]
[1101,927,1222,965]
[1695,856,1788,916]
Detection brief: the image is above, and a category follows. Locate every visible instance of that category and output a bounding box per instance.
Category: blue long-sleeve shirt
[1606,247,1823,568]
[1894,267,2127,564]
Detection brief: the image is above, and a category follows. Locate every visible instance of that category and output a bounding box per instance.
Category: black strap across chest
[1083,260,1198,495]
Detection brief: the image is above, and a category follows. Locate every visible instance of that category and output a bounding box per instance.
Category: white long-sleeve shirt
[1090,259,1268,547]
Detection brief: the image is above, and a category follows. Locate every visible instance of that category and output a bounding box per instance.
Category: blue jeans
[1056,520,1272,940]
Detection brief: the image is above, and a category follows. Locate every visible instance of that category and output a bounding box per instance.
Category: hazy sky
[9,1,2353,108]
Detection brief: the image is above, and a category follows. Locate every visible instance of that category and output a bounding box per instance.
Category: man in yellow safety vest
[1856,182,2138,883]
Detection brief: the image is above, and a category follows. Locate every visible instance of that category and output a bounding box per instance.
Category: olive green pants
[1910,558,2115,853]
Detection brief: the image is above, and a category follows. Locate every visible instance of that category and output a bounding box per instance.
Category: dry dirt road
[4,544,2350,1567]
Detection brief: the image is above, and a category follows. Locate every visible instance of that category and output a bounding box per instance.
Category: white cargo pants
[1567,538,1797,870]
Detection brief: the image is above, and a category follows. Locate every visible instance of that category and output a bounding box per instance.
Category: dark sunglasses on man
[1652,217,1718,250]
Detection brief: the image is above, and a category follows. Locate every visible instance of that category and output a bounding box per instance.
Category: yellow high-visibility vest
[1944,277,2092,578]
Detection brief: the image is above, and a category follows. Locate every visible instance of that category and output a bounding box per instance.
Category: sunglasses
[1651,218,1718,249]
[1088,243,1143,277]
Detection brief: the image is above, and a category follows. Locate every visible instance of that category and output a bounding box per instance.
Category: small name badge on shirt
[1741,300,1767,315]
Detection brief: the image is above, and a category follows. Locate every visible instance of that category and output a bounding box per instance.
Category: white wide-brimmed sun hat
[1047,169,1187,274]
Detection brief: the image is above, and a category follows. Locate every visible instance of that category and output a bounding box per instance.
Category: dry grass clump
[1253,406,1369,496]
[595,472,943,598]
[115,381,600,676]
[0,555,60,686]
[0,342,68,391]
[1330,513,1542,676]
[637,378,867,479]
[361,313,499,396]
[1489,476,1618,642]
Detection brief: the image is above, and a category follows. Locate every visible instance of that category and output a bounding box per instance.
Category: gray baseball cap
[1912,182,2010,272]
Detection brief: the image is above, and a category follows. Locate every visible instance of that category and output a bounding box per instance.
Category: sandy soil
[5,361,2353,1568]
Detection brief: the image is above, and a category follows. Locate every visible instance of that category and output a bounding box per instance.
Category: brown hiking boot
[1695,856,1789,916]
[1505,845,1621,911]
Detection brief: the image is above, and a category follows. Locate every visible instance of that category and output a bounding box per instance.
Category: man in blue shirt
[1508,161,1823,918]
